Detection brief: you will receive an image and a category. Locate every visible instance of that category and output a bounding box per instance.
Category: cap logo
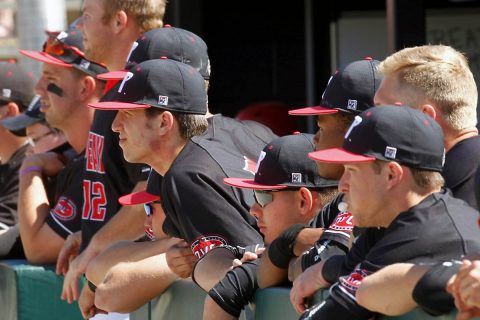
[384,146,397,159]
[291,173,302,183]
[118,72,134,93]
[57,31,68,40]
[79,59,90,70]
[158,95,168,106]
[126,41,139,64]
[345,115,363,139]
[347,99,358,110]
[27,95,41,111]
[2,88,11,98]
[255,151,266,174]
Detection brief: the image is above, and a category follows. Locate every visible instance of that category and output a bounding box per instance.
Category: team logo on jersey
[191,235,227,259]
[338,266,372,301]
[52,196,77,221]
[243,156,256,175]
[86,132,105,173]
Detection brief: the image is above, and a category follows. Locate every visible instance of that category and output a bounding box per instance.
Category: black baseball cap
[0,95,44,136]
[0,61,35,109]
[119,169,162,205]
[89,58,207,115]
[19,27,108,77]
[309,105,445,172]
[289,58,382,116]
[98,25,210,81]
[224,133,338,190]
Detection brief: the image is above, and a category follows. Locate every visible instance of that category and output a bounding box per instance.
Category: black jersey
[81,86,149,251]
[161,140,263,259]
[45,152,85,239]
[0,144,28,227]
[301,193,354,270]
[303,189,480,319]
[443,135,480,209]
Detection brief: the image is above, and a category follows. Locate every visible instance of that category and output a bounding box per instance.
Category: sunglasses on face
[143,201,161,217]
[253,190,280,208]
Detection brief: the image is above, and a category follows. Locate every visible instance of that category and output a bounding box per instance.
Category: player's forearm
[293,228,324,256]
[257,250,288,288]
[94,254,178,313]
[356,263,423,315]
[86,238,177,285]
[17,171,52,259]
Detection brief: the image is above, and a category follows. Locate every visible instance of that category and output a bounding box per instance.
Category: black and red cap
[224,133,338,190]
[19,27,108,77]
[309,105,445,172]
[0,61,35,109]
[0,95,44,136]
[289,58,382,116]
[89,59,207,115]
[98,25,210,81]
[119,169,162,205]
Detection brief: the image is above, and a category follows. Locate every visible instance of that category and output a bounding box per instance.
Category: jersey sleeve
[161,163,263,259]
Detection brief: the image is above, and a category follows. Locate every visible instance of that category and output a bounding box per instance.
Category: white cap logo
[57,31,68,40]
[347,99,358,110]
[255,151,266,174]
[384,146,397,159]
[158,95,168,106]
[126,41,139,64]
[291,173,302,183]
[2,88,11,98]
[118,72,134,93]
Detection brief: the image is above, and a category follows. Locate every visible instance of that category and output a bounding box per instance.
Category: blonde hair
[378,45,477,130]
[101,0,166,32]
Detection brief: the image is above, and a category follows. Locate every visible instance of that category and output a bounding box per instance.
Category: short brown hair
[378,45,477,130]
[145,108,208,140]
[101,0,166,32]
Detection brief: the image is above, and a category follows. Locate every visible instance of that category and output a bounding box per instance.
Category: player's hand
[61,246,99,303]
[21,152,65,177]
[166,239,197,278]
[290,261,328,314]
[232,247,265,268]
[78,285,107,319]
[448,260,480,311]
[56,231,82,276]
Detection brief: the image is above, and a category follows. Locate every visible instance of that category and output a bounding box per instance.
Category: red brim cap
[19,50,73,68]
[88,101,150,110]
[308,148,376,163]
[288,106,339,116]
[97,70,128,81]
[119,190,160,205]
[223,177,289,190]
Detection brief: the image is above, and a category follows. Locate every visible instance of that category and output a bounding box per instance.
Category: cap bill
[223,177,288,190]
[0,114,38,132]
[88,101,150,110]
[308,148,376,163]
[19,50,73,68]
[97,70,128,81]
[288,106,339,116]
[119,190,160,205]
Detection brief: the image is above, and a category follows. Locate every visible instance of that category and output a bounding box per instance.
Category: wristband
[87,280,97,293]
[19,166,42,177]
[268,224,307,268]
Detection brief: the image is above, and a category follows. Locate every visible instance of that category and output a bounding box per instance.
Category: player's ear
[4,101,21,117]
[386,161,403,189]
[79,76,96,99]
[298,187,313,214]
[157,110,174,134]
[112,10,128,33]
[420,104,437,120]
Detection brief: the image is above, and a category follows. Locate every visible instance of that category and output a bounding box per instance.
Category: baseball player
[291,105,480,320]
[16,26,107,263]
